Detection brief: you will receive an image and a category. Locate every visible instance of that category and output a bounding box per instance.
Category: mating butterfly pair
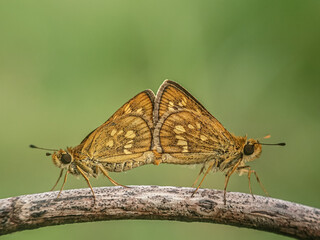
[31,80,284,204]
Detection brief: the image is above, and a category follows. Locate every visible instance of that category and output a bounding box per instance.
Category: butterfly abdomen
[102,160,149,172]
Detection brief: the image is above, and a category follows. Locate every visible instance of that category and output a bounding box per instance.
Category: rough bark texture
[0,186,319,239]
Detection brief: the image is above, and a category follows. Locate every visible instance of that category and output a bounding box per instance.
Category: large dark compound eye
[244,144,255,155]
[61,153,72,164]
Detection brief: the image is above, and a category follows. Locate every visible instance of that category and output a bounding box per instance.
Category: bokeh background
[1,0,319,239]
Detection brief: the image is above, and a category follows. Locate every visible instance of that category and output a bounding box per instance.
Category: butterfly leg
[237,166,255,198]
[51,169,64,191]
[191,165,205,188]
[191,161,215,197]
[98,166,128,188]
[223,160,242,205]
[57,170,69,198]
[76,165,96,203]
[253,170,269,197]
[237,166,269,198]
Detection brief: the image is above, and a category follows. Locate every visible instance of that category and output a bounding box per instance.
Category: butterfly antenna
[29,144,58,156]
[260,142,286,146]
[256,134,285,146]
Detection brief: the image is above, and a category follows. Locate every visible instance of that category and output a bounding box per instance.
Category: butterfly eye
[61,153,72,164]
[244,144,255,155]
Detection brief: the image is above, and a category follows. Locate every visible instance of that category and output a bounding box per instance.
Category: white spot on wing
[175,135,185,140]
[110,129,117,136]
[106,140,114,147]
[174,125,185,134]
[200,135,208,141]
[177,140,188,146]
[124,149,132,154]
[125,130,136,139]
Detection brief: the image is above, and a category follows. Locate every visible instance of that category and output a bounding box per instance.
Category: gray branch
[0,186,319,239]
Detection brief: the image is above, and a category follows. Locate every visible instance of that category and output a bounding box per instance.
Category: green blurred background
[1,0,319,239]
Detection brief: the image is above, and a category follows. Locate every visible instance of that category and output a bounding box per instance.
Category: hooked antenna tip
[260,142,286,146]
[29,144,58,151]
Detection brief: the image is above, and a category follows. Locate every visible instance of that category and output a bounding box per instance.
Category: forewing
[153,80,236,163]
[79,90,155,163]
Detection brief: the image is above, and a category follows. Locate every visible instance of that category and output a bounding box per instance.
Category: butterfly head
[242,139,262,162]
[52,149,73,169]
[30,144,75,170]
[242,138,286,163]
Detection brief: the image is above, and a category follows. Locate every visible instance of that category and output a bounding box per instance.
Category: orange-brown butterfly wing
[153,80,238,164]
[77,90,155,164]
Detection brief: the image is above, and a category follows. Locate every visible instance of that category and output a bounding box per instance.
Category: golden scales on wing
[31,90,156,202]
[152,80,285,204]
[31,80,285,204]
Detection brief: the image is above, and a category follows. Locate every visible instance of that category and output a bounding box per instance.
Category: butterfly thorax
[210,135,246,171]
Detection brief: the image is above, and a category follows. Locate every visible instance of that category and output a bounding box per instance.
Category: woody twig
[0,186,319,239]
